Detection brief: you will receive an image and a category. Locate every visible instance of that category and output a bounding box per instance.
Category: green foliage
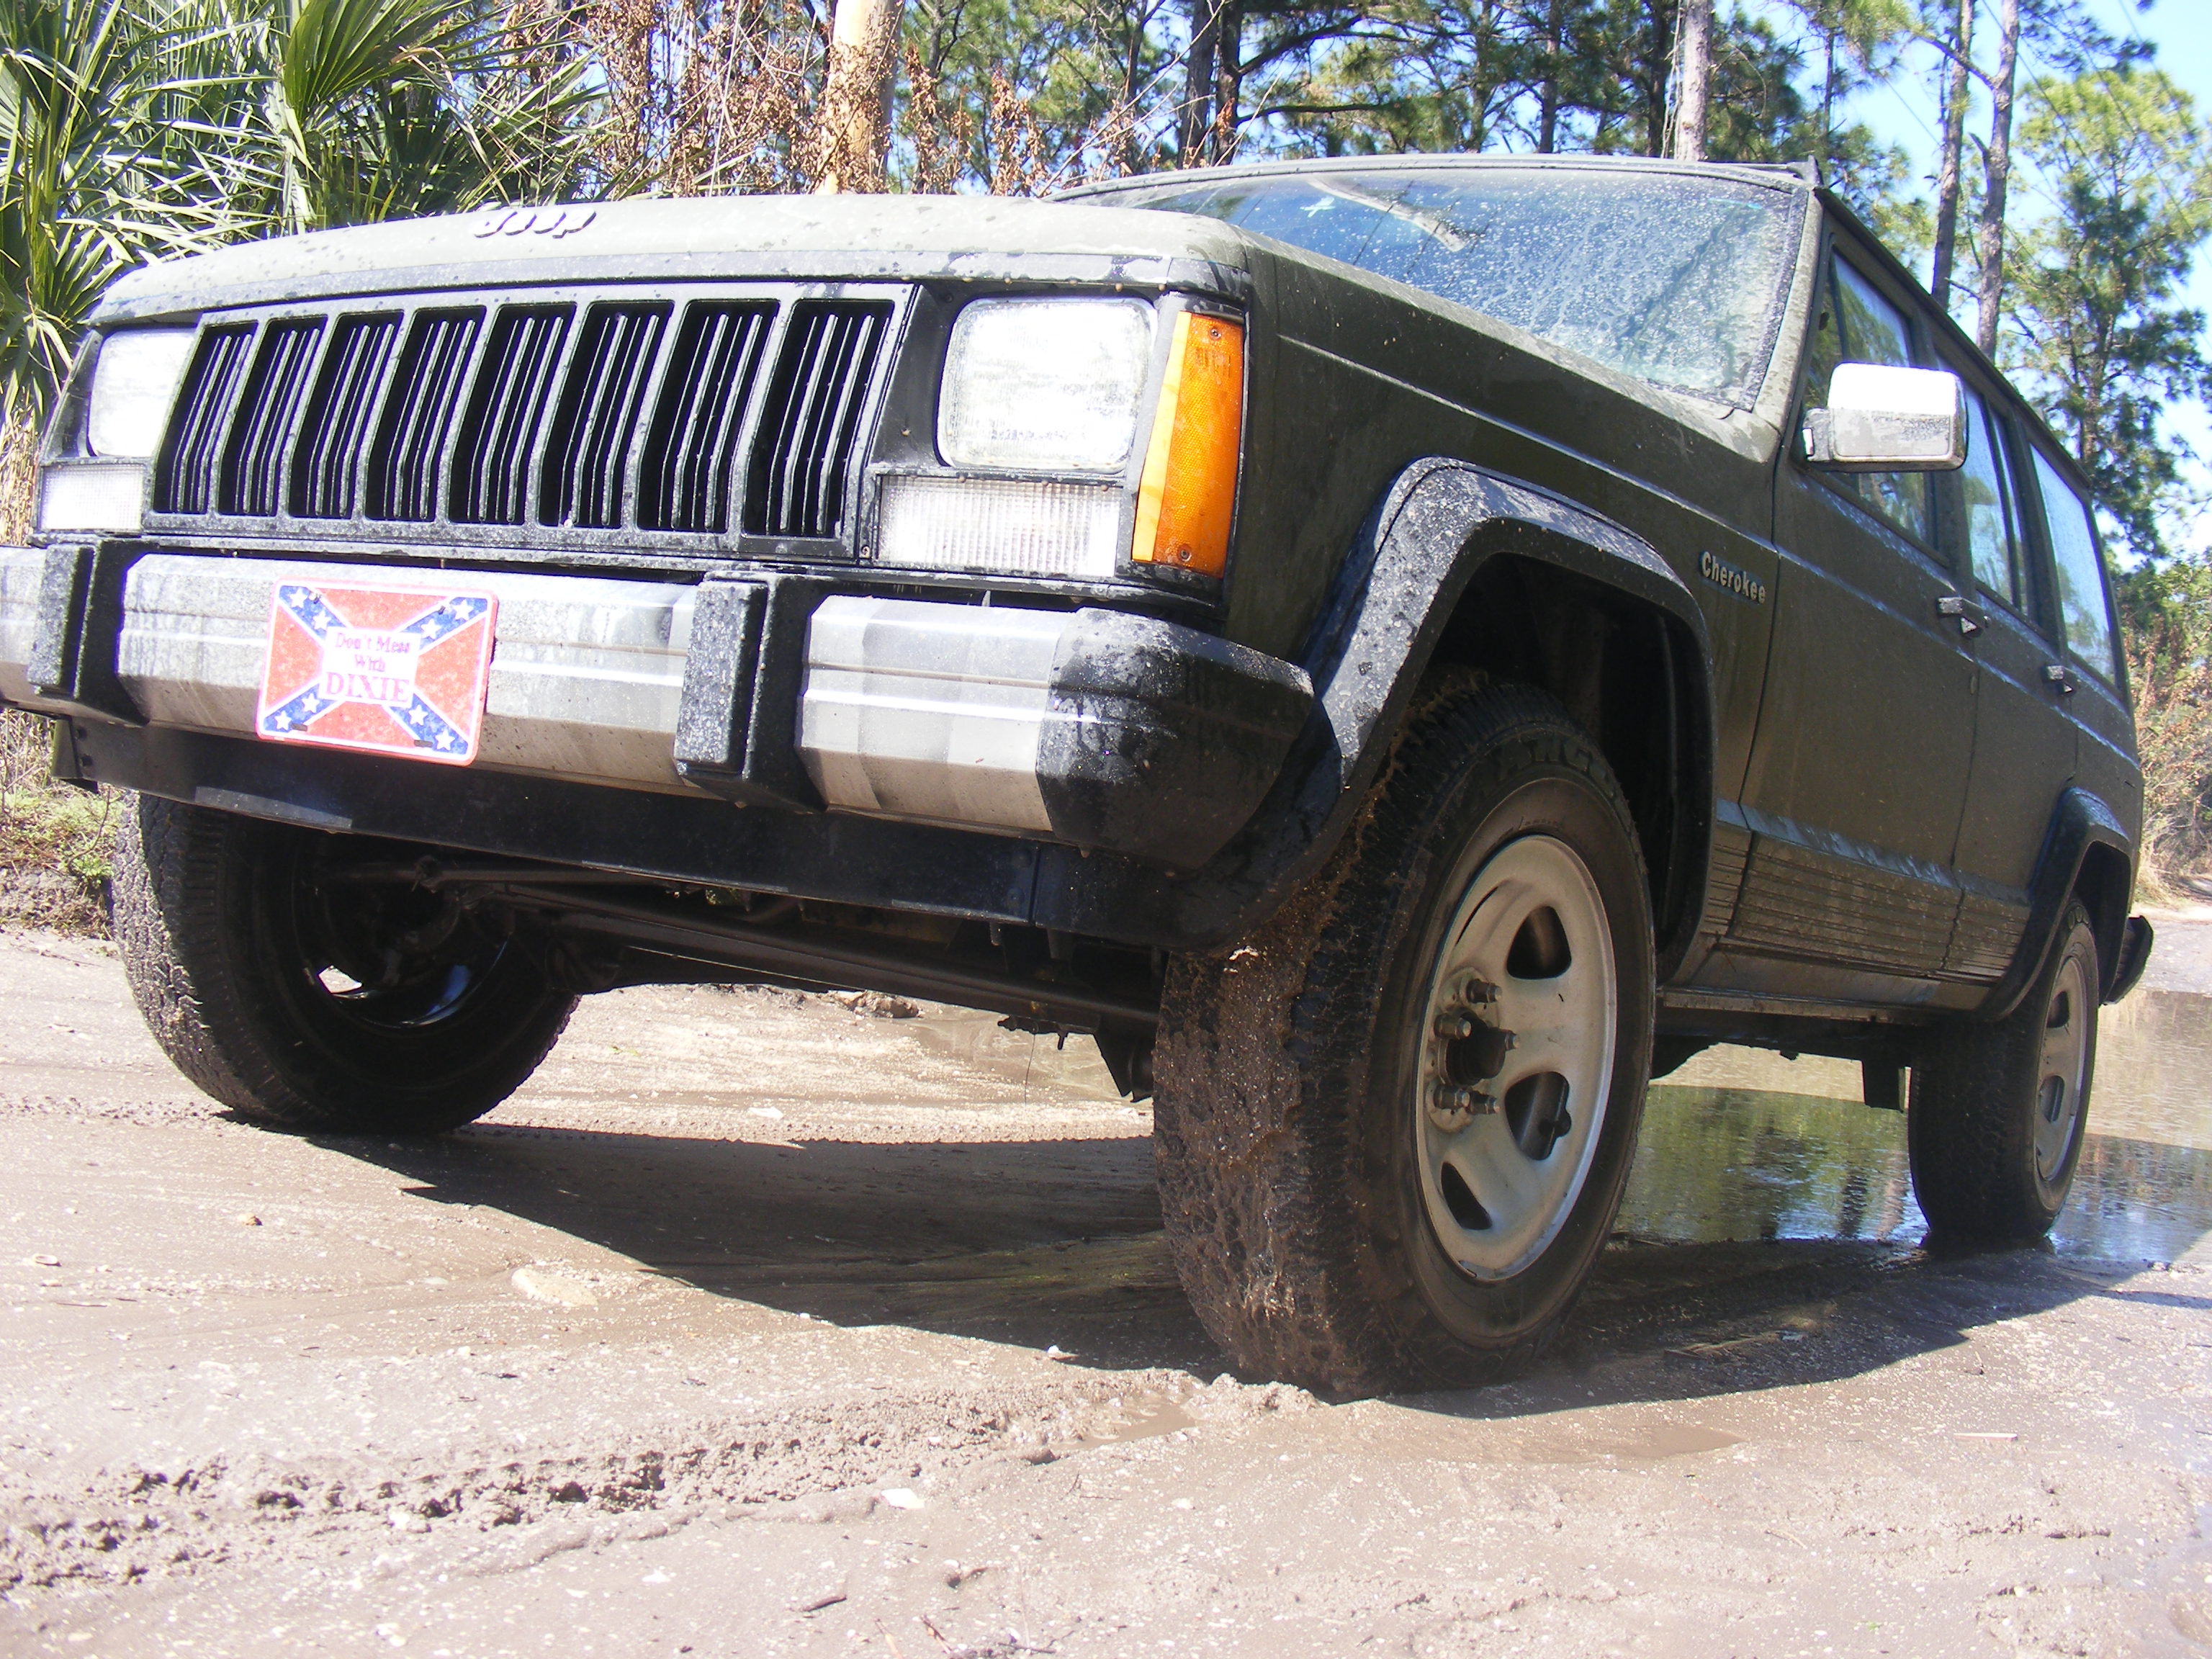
[0,0,600,423]
[902,0,1172,188]
[0,0,242,423]
[2002,66,2212,560]
[259,0,598,233]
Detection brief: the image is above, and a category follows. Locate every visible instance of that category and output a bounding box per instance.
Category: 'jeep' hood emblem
[472,206,597,241]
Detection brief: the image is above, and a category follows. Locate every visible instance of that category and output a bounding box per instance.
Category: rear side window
[1958,387,2023,611]
[1804,256,1932,544]
[2031,450,2118,682]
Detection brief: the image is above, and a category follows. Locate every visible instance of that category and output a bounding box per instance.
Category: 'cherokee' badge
[1699,549,1768,606]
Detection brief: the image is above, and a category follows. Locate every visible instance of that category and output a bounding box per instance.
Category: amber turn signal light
[1132,310,1244,578]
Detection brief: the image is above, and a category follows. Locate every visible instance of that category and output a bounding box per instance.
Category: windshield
[1112,167,1802,408]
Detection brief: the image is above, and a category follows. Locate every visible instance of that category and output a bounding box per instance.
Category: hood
[95,194,1258,321]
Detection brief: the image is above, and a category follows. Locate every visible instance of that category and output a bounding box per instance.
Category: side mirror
[1803,364,1967,472]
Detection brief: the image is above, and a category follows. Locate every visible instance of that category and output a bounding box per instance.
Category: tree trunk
[1930,0,1974,311]
[1974,0,2020,355]
[1122,6,1146,172]
[1210,1,1244,162]
[1179,0,1221,165]
[1673,0,1712,161]
[816,0,907,194]
[1537,0,1565,151]
[1644,0,1677,156]
[1817,23,1839,187]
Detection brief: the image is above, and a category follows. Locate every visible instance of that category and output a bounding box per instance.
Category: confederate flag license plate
[255,581,498,766]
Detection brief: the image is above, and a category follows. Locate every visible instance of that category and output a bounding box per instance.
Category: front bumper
[1,547,1310,869]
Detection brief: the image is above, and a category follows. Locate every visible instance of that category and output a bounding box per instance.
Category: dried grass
[0,412,35,545]
[0,710,116,936]
[1,408,113,935]
[2121,562,2212,904]
[556,0,826,195]
[2130,657,2212,904]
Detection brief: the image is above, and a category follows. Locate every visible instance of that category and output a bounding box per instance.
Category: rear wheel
[1152,681,1655,1396]
[113,793,575,1134]
[1909,900,2100,1240]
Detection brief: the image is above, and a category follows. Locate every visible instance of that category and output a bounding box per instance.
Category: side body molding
[1037,457,1717,954]
[1982,786,2136,1017]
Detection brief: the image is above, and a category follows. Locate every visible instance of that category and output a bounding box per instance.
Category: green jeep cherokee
[0,153,2154,1395]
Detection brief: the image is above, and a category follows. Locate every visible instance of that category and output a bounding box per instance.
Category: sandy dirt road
[0,928,2207,1659]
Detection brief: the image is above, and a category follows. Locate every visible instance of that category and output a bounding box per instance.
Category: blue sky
[1848,0,2208,550]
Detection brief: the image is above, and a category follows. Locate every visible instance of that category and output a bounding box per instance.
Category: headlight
[938,297,1154,473]
[85,328,195,458]
[32,327,193,533]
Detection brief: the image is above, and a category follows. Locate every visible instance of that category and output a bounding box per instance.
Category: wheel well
[2073,841,2132,994]
[1427,552,1708,968]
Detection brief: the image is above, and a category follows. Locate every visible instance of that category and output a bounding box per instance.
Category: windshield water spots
[1125,168,1799,408]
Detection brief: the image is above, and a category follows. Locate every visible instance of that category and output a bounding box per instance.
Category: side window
[1804,256,1932,544]
[1957,387,2023,611]
[2031,449,2119,682]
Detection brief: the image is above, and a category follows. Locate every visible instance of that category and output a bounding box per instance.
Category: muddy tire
[112,793,575,1134]
[1909,901,2100,1240]
[1152,681,1655,1397]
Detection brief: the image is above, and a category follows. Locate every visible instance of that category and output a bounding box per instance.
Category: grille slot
[539,302,669,529]
[745,302,890,539]
[148,285,901,546]
[153,325,254,514]
[639,302,773,533]
[219,318,324,516]
[451,305,572,524]
[291,313,401,518]
[367,309,483,521]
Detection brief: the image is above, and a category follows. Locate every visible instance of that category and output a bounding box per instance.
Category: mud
[0,927,2206,1658]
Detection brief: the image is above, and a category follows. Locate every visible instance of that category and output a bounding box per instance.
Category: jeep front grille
[149,284,903,553]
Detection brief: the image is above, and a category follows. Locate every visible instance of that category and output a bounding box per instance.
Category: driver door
[1712,240,1978,1000]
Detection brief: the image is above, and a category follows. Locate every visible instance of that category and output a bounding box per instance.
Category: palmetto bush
[1,0,601,428]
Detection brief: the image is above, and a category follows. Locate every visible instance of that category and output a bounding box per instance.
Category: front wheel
[113,793,577,1134]
[1909,900,2100,1240]
[1153,681,1655,1397]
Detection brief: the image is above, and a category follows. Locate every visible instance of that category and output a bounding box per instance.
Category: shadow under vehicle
[0,155,2154,1395]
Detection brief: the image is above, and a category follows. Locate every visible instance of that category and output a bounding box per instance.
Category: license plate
[255,581,498,765]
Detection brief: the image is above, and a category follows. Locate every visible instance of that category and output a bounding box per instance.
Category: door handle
[2044,662,2078,695]
[1936,594,1983,637]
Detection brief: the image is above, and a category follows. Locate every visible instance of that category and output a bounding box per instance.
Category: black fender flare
[1036,457,1719,956]
[1982,786,2137,1017]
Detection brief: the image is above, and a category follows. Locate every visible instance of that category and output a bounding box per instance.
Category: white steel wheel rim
[2033,951,2092,1185]
[1415,833,1618,1281]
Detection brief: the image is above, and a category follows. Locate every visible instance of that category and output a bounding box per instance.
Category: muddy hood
[94,194,1259,322]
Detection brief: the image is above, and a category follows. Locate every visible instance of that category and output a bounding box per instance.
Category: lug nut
[1434,1010,1478,1040]
[1426,1082,1498,1132]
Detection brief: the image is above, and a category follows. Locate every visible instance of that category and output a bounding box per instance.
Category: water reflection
[1621,989,2212,1264]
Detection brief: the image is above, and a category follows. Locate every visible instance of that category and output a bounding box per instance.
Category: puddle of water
[1079,1390,1195,1447]
[1623,990,2212,1263]
[2094,991,2212,1151]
